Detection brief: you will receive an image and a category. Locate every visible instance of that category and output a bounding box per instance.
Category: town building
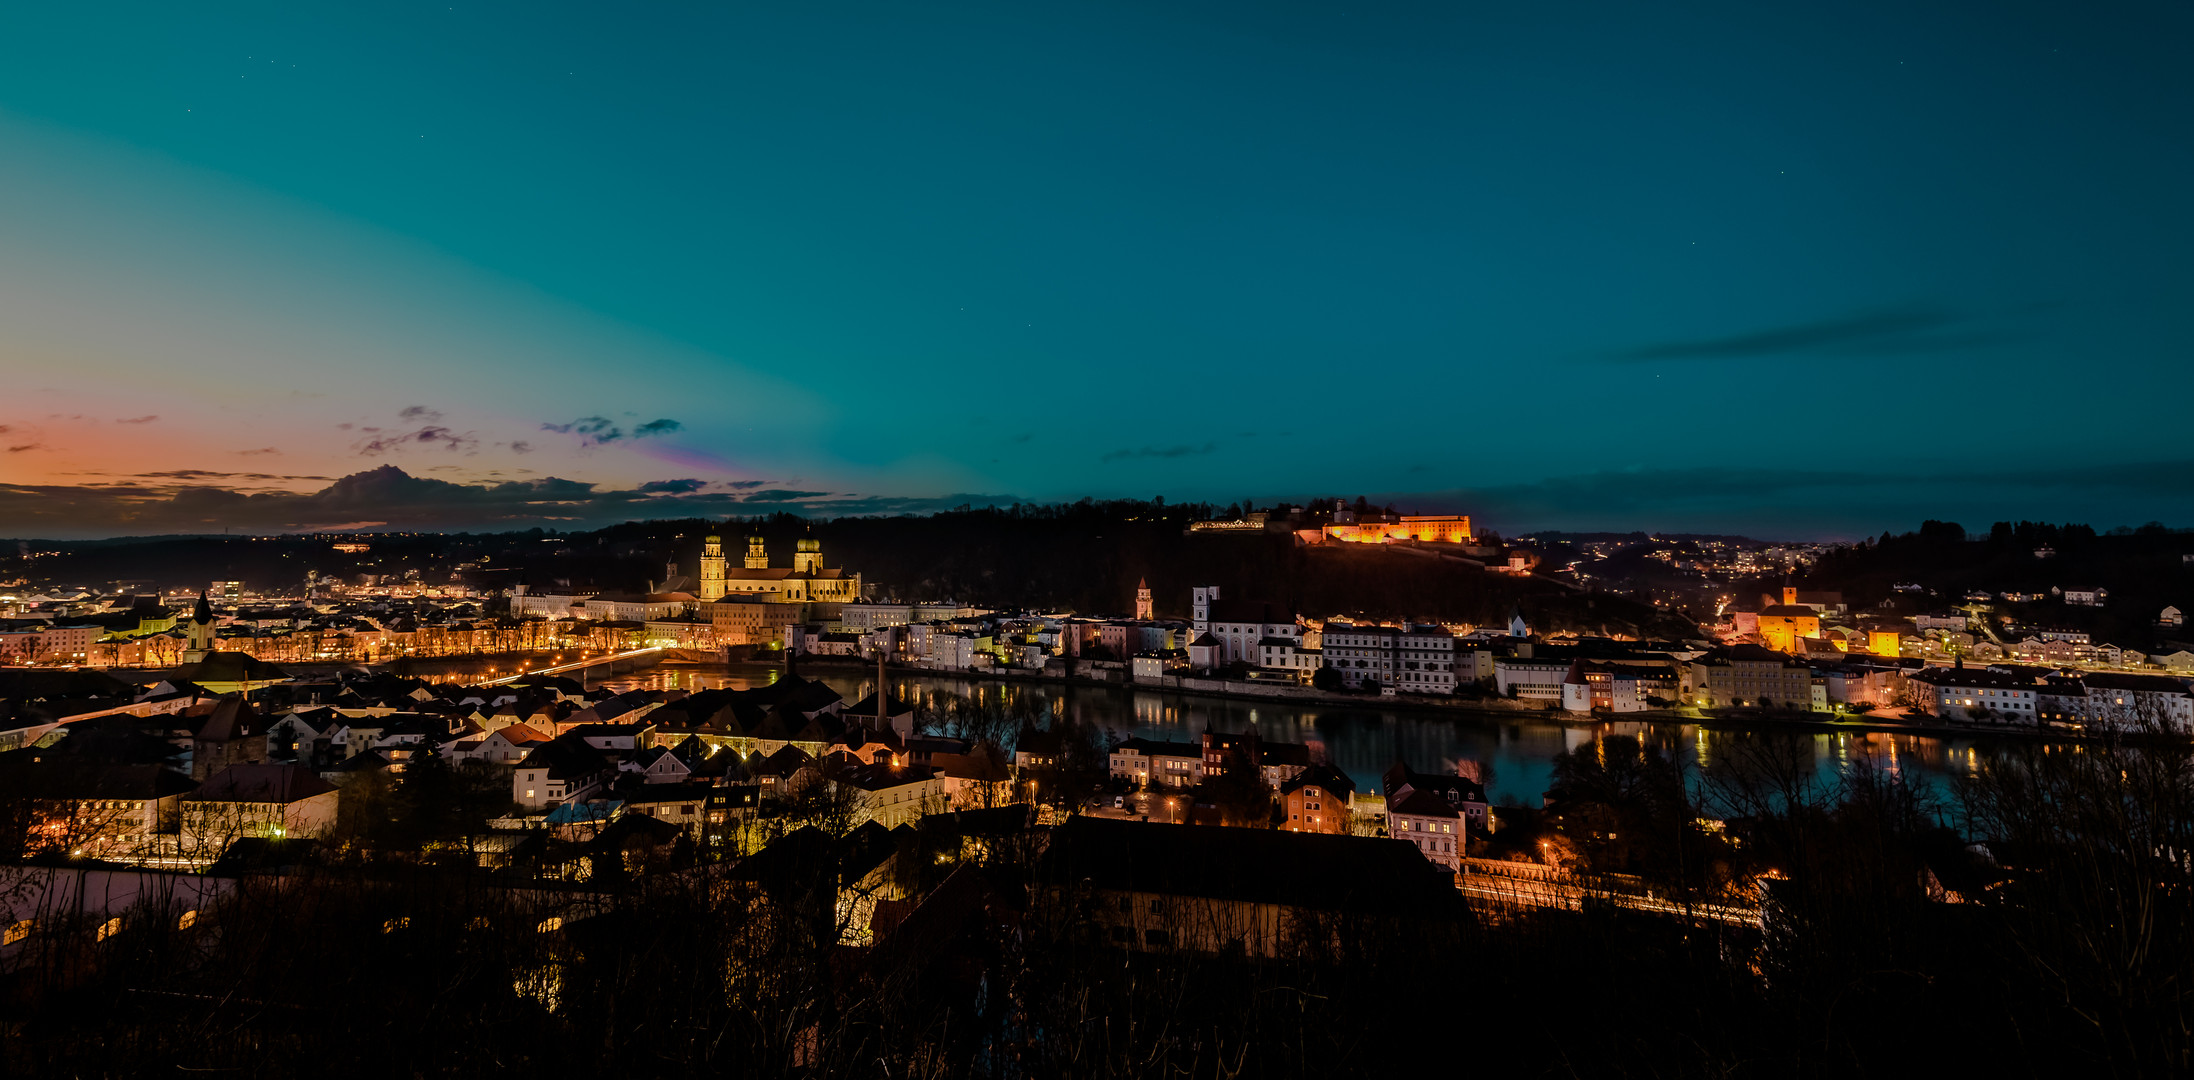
[1189,587,1298,666]
[1909,666,2041,723]
[1038,817,1462,958]
[2036,672,2194,733]
[836,762,946,829]
[1495,655,1574,701]
[1278,764,1355,835]
[181,764,340,846]
[1110,738,1203,788]
[1755,605,1822,653]
[513,738,616,810]
[1381,764,1486,872]
[1681,645,1815,710]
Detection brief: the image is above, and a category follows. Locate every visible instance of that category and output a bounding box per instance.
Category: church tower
[744,535,769,569]
[1135,578,1154,620]
[183,591,218,664]
[700,535,727,601]
[793,538,823,575]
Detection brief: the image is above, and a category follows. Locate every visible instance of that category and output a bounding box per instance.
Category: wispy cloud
[114,415,159,424]
[1611,303,2018,361]
[1100,443,1218,463]
[542,415,681,447]
[357,426,476,455]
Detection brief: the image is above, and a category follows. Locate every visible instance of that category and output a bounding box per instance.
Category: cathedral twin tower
[697,533,851,604]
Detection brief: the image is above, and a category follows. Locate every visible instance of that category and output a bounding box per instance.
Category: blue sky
[2,1,2189,538]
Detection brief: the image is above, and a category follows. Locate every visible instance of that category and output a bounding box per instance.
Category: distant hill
[8,502,1705,639]
[1803,520,2194,648]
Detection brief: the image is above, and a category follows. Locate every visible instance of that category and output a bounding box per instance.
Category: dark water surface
[596,665,1997,811]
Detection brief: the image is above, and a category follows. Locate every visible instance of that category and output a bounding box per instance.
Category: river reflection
[595,665,1995,810]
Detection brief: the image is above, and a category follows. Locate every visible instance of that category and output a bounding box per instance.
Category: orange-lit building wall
[1867,631,1903,657]
[1322,515,1472,545]
[1758,613,1821,653]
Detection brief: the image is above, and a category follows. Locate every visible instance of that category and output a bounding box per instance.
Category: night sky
[2,2,2189,539]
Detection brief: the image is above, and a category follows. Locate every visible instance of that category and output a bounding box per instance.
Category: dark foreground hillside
[4,725,2188,1078]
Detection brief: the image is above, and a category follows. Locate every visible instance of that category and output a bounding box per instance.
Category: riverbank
[748,656,2094,743]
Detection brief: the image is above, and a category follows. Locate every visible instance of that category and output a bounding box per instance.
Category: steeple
[744,535,769,569]
[1134,577,1154,620]
[184,591,218,663]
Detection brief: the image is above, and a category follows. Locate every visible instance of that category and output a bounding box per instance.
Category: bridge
[478,647,667,687]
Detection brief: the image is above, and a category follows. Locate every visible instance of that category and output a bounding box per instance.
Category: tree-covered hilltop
[658,502,1701,638]
[1802,520,2194,646]
[12,500,1705,639]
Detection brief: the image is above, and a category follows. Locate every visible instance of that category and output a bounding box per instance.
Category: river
[594,664,1995,813]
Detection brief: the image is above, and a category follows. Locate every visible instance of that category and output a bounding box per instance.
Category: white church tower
[1192,585,1220,634]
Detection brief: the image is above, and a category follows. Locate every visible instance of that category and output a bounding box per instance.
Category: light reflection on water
[589,665,2001,809]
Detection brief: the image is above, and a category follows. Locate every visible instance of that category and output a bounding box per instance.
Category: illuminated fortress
[1322,515,1473,545]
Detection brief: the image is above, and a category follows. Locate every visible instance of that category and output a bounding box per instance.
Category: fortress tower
[699,535,727,601]
[1135,578,1154,620]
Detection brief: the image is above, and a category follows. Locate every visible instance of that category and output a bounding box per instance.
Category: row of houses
[1907,667,2194,731]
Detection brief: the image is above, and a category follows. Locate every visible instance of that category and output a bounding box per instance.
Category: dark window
[1144,929,1173,947]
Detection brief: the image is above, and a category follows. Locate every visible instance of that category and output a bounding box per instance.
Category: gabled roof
[1279,763,1355,798]
[173,651,289,684]
[190,763,337,803]
[935,741,1012,783]
[1113,737,1200,758]
[193,698,264,743]
[514,738,613,780]
[834,762,940,791]
[749,744,815,778]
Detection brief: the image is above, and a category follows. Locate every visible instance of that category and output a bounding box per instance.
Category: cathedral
[697,534,862,604]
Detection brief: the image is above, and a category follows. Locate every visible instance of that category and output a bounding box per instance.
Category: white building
[1189,586,1298,665]
[1495,656,1574,701]
[1110,738,1203,788]
[1321,622,1399,690]
[2038,673,2194,734]
[1257,638,1322,681]
[1908,667,2039,724]
[1395,625,1458,694]
[925,631,979,671]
